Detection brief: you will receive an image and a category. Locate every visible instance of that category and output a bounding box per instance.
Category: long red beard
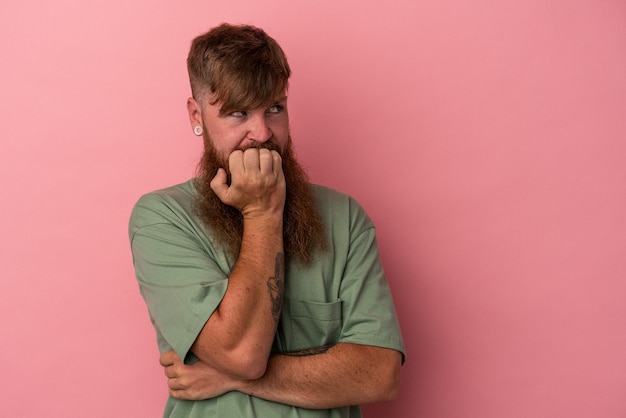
[193,137,327,266]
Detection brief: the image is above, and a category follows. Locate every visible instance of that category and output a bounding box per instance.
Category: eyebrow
[218,95,288,115]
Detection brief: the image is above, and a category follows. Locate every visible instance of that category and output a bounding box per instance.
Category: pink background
[2,0,625,417]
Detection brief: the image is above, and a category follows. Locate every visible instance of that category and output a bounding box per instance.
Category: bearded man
[129,23,405,417]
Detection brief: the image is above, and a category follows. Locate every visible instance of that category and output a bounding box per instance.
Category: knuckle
[243,148,258,157]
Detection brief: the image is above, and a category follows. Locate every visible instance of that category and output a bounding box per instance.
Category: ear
[187,97,203,129]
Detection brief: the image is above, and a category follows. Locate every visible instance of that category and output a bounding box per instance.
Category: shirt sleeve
[337,198,406,362]
[129,192,228,363]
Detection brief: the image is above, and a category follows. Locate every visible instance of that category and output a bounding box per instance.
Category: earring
[193,126,203,136]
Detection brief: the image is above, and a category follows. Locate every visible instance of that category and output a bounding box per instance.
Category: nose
[247,114,272,143]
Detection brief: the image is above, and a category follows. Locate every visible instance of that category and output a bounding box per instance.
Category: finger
[271,150,283,177]
[258,148,274,175]
[159,350,177,367]
[228,150,245,176]
[242,148,260,173]
[163,365,177,378]
[168,376,183,389]
[210,168,229,200]
[170,388,192,401]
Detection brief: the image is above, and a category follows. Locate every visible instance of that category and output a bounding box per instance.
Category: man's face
[188,92,290,162]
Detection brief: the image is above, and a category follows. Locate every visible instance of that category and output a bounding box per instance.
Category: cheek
[208,127,247,154]
[272,120,290,142]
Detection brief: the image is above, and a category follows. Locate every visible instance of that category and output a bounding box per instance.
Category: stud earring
[193,126,203,136]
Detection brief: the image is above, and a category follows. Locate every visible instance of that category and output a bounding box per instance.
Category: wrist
[234,375,263,397]
[242,211,284,233]
[242,206,284,222]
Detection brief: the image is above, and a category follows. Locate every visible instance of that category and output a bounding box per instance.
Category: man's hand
[210,148,286,218]
[160,351,239,401]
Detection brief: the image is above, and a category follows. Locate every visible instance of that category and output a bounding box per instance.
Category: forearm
[237,343,402,409]
[192,215,284,379]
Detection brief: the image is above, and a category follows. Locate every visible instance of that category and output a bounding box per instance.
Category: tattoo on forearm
[283,344,334,357]
[267,252,285,323]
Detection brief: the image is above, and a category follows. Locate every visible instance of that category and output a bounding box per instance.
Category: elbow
[375,352,402,403]
[376,370,400,403]
[228,344,271,380]
[234,353,268,380]
[380,370,401,402]
[195,346,268,380]
[192,334,271,380]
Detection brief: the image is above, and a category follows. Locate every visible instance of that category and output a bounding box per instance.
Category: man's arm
[191,148,286,380]
[241,342,402,408]
[161,342,402,408]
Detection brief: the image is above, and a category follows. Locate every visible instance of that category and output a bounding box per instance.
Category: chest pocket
[274,298,343,353]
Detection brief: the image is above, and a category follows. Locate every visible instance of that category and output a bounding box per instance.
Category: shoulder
[310,183,375,233]
[129,179,198,232]
[310,183,355,208]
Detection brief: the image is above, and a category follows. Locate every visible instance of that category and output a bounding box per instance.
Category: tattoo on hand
[267,252,285,323]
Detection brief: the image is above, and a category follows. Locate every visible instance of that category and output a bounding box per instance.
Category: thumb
[210,168,229,201]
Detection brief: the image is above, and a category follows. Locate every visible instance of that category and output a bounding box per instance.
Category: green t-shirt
[129,179,405,417]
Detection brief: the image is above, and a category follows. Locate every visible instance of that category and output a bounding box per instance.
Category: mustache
[236,141,283,154]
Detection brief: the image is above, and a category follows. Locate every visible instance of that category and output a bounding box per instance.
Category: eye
[230,110,247,118]
[268,104,284,114]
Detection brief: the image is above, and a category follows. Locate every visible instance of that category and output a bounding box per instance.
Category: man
[129,23,405,417]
